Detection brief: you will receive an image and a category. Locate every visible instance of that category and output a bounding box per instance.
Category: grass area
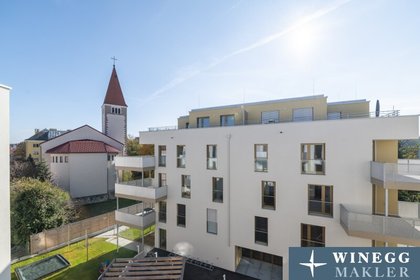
[11,238,136,280]
[77,198,137,220]
[119,225,155,241]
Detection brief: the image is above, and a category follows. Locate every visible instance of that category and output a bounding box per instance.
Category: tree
[35,160,52,182]
[10,157,36,180]
[398,140,419,159]
[11,178,75,245]
[126,135,141,156]
[13,142,26,161]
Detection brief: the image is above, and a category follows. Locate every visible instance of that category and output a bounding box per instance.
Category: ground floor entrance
[235,247,282,280]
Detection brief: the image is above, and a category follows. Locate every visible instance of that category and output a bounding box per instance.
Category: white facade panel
[0,85,11,280]
[69,154,109,198]
[139,115,418,279]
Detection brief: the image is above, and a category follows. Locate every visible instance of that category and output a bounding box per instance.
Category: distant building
[25,128,68,162]
[102,65,128,151]
[40,125,123,200]
[0,84,12,280]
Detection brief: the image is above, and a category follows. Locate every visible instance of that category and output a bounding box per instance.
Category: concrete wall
[0,84,11,280]
[105,113,126,146]
[69,153,109,198]
[142,115,419,279]
[50,155,70,191]
[398,201,420,219]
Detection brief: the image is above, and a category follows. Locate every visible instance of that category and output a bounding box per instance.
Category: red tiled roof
[103,66,127,107]
[46,140,120,154]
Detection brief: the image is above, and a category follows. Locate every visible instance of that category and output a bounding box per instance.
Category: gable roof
[103,66,127,107]
[27,129,49,141]
[46,140,120,154]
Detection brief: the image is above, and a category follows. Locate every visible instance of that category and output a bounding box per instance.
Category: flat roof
[190,94,326,113]
[0,84,12,90]
[328,99,368,105]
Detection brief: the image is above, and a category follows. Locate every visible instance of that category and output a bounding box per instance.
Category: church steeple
[103,65,127,107]
[102,64,127,151]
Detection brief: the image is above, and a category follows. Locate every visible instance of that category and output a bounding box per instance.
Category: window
[308,185,333,217]
[207,208,218,234]
[293,107,313,122]
[177,204,186,227]
[158,145,166,167]
[159,201,167,223]
[159,229,167,250]
[111,107,121,115]
[262,181,276,210]
[327,112,341,120]
[197,117,210,128]
[301,144,325,175]
[301,223,325,247]
[60,156,63,163]
[52,156,55,163]
[255,144,268,172]
[212,177,223,203]
[181,175,191,198]
[261,111,279,124]
[159,173,167,187]
[177,145,186,168]
[220,115,235,126]
[207,145,217,170]
[33,144,40,148]
[65,156,68,163]
[255,217,268,245]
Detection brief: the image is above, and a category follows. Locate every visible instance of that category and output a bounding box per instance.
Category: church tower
[102,65,127,150]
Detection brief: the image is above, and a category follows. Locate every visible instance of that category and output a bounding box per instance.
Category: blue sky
[2,0,420,143]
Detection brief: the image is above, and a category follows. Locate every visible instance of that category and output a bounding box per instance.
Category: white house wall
[140,115,419,278]
[50,156,70,192]
[40,125,123,163]
[69,154,108,198]
[0,85,11,280]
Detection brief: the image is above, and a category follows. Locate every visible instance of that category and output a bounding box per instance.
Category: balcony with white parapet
[371,159,420,191]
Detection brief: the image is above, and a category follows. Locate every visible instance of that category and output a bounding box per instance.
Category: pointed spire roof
[103,66,127,107]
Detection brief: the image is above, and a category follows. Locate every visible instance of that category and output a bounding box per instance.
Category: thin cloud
[147,0,352,103]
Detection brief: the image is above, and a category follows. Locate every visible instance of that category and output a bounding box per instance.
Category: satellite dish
[375,100,380,117]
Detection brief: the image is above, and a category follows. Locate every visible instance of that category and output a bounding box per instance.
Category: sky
[1,0,420,143]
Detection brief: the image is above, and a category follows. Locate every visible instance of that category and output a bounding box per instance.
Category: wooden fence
[30,211,116,254]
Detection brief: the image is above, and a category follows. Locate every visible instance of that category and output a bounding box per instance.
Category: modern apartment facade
[0,84,11,280]
[114,95,420,280]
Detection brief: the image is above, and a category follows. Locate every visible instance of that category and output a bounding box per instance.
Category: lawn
[119,225,155,241]
[77,198,137,220]
[11,238,136,280]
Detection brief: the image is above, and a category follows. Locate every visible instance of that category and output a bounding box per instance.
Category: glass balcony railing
[371,161,420,190]
[340,204,420,246]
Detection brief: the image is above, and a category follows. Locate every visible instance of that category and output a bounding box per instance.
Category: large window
[220,115,235,126]
[197,117,210,128]
[262,181,276,210]
[293,107,313,122]
[177,204,186,227]
[255,144,268,172]
[159,229,167,250]
[301,223,325,247]
[212,177,223,203]
[207,208,218,234]
[255,217,268,245]
[158,145,166,167]
[207,145,217,170]
[177,145,186,168]
[181,175,191,199]
[159,201,167,223]
[261,111,279,124]
[308,185,333,217]
[158,173,167,187]
[301,143,325,175]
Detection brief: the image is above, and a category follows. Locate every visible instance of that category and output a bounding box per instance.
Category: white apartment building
[113,95,420,280]
[0,84,12,280]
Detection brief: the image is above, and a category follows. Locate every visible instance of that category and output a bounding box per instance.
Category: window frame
[301,143,325,175]
[177,145,186,168]
[181,174,191,199]
[301,223,325,247]
[158,201,167,223]
[158,145,166,167]
[177,204,186,227]
[197,116,210,128]
[159,173,167,187]
[220,114,235,126]
[255,216,268,245]
[262,181,276,210]
[254,144,268,172]
[212,177,223,203]
[206,208,218,235]
[207,145,217,170]
[308,185,333,217]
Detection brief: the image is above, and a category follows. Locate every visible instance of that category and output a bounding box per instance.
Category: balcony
[115,204,156,229]
[371,160,420,191]
[115,156,155,171]
[340,204,420,246]
[115,179,167,202]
